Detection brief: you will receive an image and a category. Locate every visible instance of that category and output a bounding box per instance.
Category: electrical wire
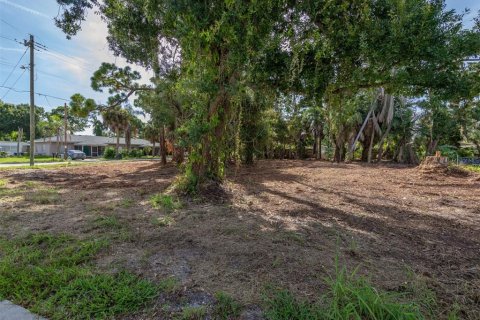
[0,85,69,102]
[1,68,26,100]
[1,46,28,86]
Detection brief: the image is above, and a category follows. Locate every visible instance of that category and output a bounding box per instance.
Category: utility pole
[24,35,35,166]
[64,103,68,160]
[17,127,23,156]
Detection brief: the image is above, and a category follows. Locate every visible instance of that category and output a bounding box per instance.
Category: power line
[0,19,24,36]
[1,67,26,100]
[1,47,28,86]
[0,85,69,102]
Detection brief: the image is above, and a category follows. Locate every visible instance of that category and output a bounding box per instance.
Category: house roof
[34,135,153,147]
[0,141,28,146]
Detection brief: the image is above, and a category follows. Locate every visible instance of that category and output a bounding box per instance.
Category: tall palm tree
[102,108,129,155]
[144,124,159,156]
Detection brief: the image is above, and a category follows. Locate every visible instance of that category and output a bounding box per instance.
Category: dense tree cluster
[55,0,480,191]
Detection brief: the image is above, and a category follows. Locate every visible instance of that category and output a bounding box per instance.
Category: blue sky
[0,0,479,113]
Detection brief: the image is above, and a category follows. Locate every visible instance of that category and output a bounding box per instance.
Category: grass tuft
[158,277,180,293]
[180,305,207,320]
[93,215,123,229]
[214,291,242,319]
[264,262,425,320]
[154,215,175,227]
[150,193,181,212]
[0,233,158,319]
[24,187,60,204]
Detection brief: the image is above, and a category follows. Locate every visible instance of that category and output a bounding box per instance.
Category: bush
[129,149,143,158]
[104,147,116,159]
[143,146,152,156]
[437,145,457,161]
[457,147,475,158]
[0,151,7,158]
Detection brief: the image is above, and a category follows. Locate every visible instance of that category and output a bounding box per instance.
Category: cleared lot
[0,160,479,319]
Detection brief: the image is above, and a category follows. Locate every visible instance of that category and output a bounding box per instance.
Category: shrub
[104,147,116,159]
[437,145,457,161]
[129,149,143,158]
[143,146,152,156]
[0,151,7,158]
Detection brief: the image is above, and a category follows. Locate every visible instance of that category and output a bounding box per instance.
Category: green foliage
[0,102,45,140]
[214,292,242,320]
[0,234,158,319]
[103,147,116,159]
[464,165,480,173]
[0,151,7,158]
[55,0,480,184]
[438,145,458,161]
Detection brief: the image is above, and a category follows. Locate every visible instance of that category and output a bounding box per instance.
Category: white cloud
[0,46,25,53]
[0,0,50,18]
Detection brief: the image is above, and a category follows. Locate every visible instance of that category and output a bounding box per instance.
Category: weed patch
[154,215,175,227]
[158,277,180,293]
[263,263,425,320]
[150,193,181,212]
[121,198,135,208]
[180,305,207,320]
[24,188,60,204]
[0,233,158,319]
[214,291,242,319]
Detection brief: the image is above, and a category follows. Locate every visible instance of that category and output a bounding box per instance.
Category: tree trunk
[376,124,392,162]
[159,126,167,165]
[367,127,375,163]
[116,128,120,155]
[56,130,60,155]
[316,133,322,160]
[152,141,156,156]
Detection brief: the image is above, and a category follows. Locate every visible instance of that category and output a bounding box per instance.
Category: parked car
[63,150,86,160]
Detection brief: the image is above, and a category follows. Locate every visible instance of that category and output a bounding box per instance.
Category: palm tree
[102,108,129,155]
[144,124,159,156]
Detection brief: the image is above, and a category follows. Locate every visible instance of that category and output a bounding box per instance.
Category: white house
[0,141,29,155]
[34,135,154,157]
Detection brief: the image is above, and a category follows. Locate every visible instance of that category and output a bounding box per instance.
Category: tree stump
[419,154,449,175]
[422,155,449,166]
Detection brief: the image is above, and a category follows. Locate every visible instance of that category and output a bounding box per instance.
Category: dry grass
[1,160,479,319]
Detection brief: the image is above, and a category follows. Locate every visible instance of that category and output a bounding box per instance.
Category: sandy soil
[0,160,479,319]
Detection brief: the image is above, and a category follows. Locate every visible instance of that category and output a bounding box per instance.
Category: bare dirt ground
[0,160,479,319]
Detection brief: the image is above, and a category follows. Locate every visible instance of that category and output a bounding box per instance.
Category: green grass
[120,198,135,208]
[158,277,180,293]
[0,179,6,187]
[0,162,88,170]
[263,263,426,320]
[0,233,158,319]
[214,291,242,319]
[464,165,480,173]
[150,193,181,212]
[0,156,63,164]
[24,187,60,204]
[180,306,207,320]
[93,215,123,229]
